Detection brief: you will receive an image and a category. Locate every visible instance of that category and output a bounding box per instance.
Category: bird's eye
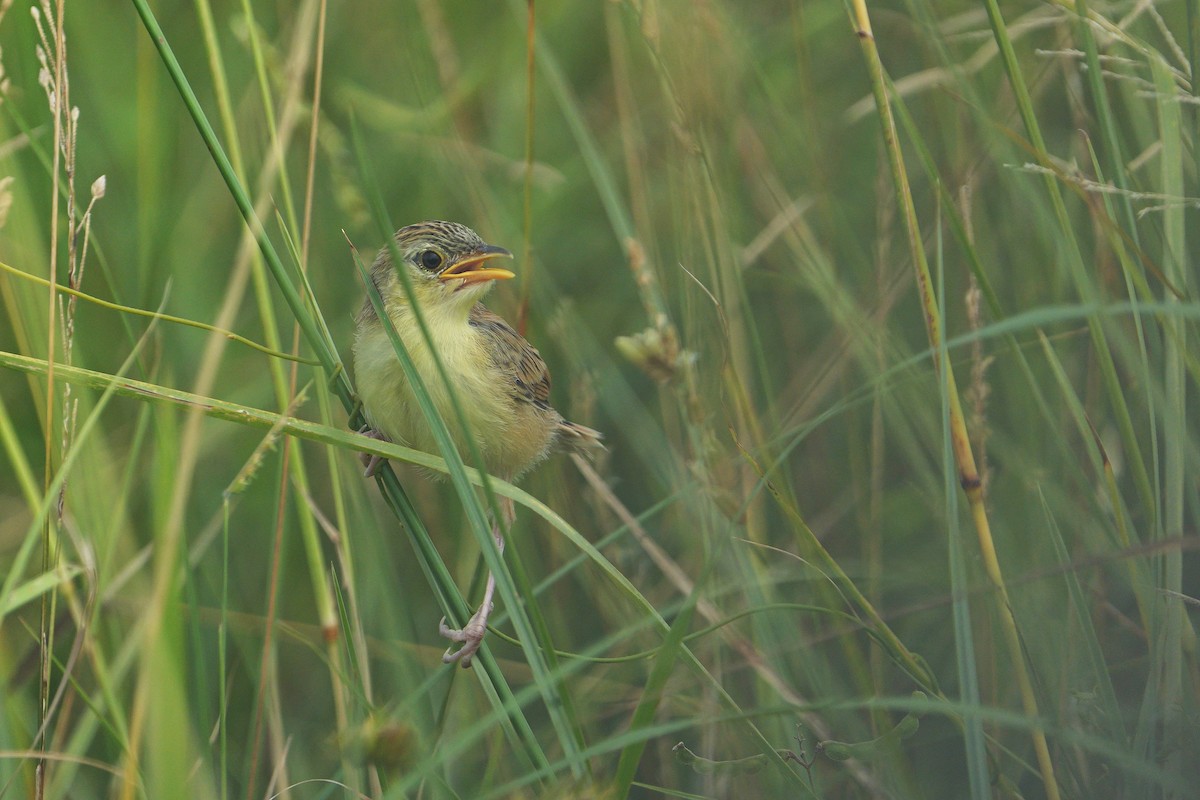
[418,250,443,272]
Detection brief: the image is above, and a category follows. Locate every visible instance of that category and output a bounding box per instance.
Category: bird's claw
[357,425,388,477]
[439,604,492,668]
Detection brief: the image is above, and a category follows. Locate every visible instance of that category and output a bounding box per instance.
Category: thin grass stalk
[292,0,363,790]
[1192,19,1200,251]
[1037,320,1155,591]
[603,8,665,322]
[132,0,159,292]
[299,0,326,269]
[980,0,1156,531]
[1033,452,1125,742]
[1081,139,1200,679]
[612,566,710,799]
[936,223,990,800]
[1070,8,1170,639]
[33,416,149,795]
[524,0,633,245]
[0,391,40,507]
[1077,137,1164,597]
[34,3,66,795]
[516,0,535,332]
[496,523,594,777]
[850,2,1060,797]
[270,308,350,744]
[226,2,346,786]
[238,0,300,231]
[866,168,894,704]
[244,457,292,799]
[30,0,85,792]
[149,2,336,792]
[1071,0,1142,253]
[38,0,64,487]
[219,500,230,800]
[1152,56,1187,797]
[193,0,245,178]
[8,313,159,795]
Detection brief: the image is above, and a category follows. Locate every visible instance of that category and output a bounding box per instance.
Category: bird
[353,220,603,667]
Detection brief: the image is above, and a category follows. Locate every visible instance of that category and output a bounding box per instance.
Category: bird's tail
[558,420,605,457]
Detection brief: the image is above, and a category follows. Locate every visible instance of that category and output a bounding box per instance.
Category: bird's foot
[357,426,388,477]
[439,509,508,668]
[439,603,493,668]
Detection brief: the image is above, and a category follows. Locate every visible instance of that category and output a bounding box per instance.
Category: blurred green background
[1,0,1197,797]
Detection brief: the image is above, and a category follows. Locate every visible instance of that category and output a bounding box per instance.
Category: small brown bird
[354,220,602,666]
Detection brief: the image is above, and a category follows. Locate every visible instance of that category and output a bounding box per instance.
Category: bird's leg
[440,495,514,668]
[357,425,389,477]
[439,531,502,667]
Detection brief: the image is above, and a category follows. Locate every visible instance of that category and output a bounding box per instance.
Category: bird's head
[368,221,515,313]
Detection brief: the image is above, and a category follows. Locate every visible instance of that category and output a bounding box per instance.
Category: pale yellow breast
[353,300,556,479]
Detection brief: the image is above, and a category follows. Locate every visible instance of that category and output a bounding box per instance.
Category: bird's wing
[469,304,553,409]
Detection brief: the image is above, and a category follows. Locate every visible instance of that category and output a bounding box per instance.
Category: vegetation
[1,0,1196,797]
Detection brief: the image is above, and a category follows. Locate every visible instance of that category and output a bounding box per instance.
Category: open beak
[438,245,515,287]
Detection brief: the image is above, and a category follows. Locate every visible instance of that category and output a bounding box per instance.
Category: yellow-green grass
[0,0,1196,798]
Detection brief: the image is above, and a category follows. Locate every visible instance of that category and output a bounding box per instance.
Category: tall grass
[1,0,1197,798]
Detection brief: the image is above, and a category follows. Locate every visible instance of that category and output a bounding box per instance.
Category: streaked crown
[395,220,487,265]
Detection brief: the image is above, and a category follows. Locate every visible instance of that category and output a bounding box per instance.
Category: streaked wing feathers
[469,304,552,408]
